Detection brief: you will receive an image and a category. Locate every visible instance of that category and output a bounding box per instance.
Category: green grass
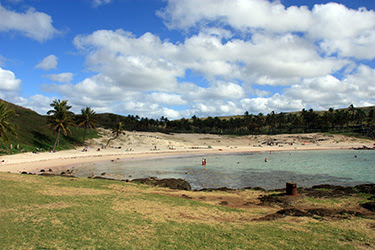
[1,173,374,249]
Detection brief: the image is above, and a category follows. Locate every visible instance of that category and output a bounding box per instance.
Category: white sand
[0,129,374,173]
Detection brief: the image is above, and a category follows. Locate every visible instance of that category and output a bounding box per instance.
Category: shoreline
[0,131,374,174]
[0,144,368,174]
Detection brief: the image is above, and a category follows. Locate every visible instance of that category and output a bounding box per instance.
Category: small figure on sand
[202,158,207,166]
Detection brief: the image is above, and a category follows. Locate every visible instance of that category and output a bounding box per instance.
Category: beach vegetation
[47,99,75,151]
[0,99,98,155]
[105,121,125,147]
[0,100,17,143]
[77,106,97,146]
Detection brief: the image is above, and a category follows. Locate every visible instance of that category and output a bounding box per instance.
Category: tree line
[1,100,375,151]
[99,105,375,138]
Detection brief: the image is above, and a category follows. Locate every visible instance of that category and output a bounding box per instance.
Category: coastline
[0,131,374,174]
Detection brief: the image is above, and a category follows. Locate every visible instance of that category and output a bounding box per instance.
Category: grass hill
[0,99,98,155]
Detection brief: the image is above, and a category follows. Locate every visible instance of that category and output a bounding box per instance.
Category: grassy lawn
[1,172,374,249]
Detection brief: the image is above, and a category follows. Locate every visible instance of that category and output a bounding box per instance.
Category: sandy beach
[1,129,374,174]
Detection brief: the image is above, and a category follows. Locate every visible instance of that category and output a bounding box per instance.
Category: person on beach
[202,158,207,165]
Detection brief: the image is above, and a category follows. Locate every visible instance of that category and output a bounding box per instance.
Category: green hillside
[0,99,98,155]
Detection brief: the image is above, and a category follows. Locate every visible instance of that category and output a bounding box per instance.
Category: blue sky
[1,0,375,119]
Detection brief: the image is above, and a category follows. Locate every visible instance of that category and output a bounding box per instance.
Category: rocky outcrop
[355,184,375,195]
[132,177,191,190]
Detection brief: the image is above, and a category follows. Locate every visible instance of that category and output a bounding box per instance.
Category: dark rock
[198,187,235,192]
[301,185,358,198]
[21,171,28,174]
[154,178,191,190]
[254,213,284,221]
[244,187,266,192]
[39,172,58,177]
[59,174,76,178]
[181,194,192,199]
[132,177,191,190]
[305,208,337,217]
[92,176,115,180]
[311,184,338,189]
[219,201,229,205]
[277,208,307,217]
[40,169,45,172]
[258,194,294,207]
[355,184,375,194]
[361,202,375,212]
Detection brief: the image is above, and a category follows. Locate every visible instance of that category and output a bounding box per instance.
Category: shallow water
[73,150,375,190]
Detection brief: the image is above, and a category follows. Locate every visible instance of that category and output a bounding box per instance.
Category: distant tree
[368,109,375,125]
[0,101,17,143]
[355,108,366,126]
[77,107,96,146]
[47,99,74,151]
[106,122,125,147]
[348,104,355,125]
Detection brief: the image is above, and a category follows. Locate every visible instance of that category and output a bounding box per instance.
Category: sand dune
[0,128,374,173]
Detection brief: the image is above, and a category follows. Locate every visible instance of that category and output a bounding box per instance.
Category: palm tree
[77,107,96,146]
[47,99,74,151]
[348,104,355,125]
[105,122,125,147]
[0,101,17,143]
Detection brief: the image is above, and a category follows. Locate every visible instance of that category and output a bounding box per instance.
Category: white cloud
[13,95,55,115]
[0,67,21,91]
[24,1,373,119]
[148,92,187,105]
[159,0,375,60]
[35,55,58,70]
[160,108,181,120]
[74,29,347,93]
[44,72,73,83]
[282,65,375,110]
[92,0,112,7]
[157,0,312,32]
[74,30,183,91]
[0,4,59,42]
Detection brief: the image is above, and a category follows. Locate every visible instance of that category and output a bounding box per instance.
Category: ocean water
[72,150,375,190]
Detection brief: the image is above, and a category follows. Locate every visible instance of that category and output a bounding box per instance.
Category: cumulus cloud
[157,0,312,32]
[158,0,375,60]
[73,29,346,91]
[26,0,373,119]
[13,95,55,115]
[35,55,58,70]
[0,4,59,42]
[44,72,73,83]
[0,67,21,91]
[281,64,375,110]
[148,92,187,105]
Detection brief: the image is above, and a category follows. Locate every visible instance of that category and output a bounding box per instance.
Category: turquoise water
[73,150,375,190]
